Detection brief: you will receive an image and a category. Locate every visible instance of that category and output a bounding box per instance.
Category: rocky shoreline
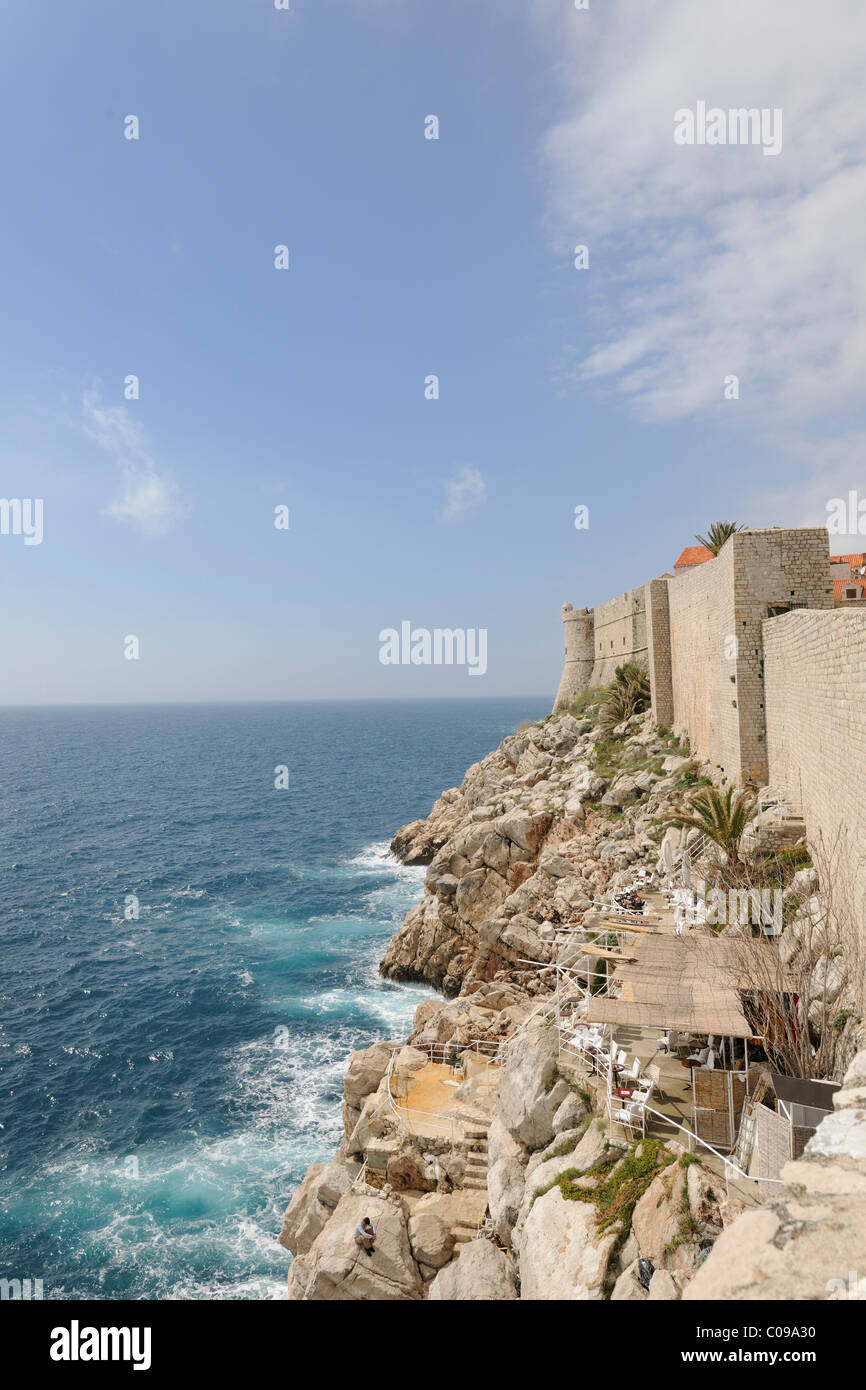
[278,699,866,1300]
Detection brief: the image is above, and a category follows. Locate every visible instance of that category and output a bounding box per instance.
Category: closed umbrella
[663,837,674,877]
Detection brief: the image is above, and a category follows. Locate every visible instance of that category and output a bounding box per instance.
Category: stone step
[452,1225,477,1244]
[463,1178,488,1191]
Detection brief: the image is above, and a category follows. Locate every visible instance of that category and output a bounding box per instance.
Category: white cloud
[443,466,487,522]
[535,0,866,429]
[756,431,866,542]
[83,390,183,535]
[103,467,184,535]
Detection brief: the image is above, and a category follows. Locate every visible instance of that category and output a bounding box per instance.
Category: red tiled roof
[834,578,866,600]
[674,545,713,569]
[830,553,866,568]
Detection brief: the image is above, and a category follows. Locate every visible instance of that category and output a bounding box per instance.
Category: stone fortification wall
[588,586,648,688]
[552,605,594,713]
[764,606,866,919]
[555,528,833,783]
[664,537,740,775]
[663,529,832,782]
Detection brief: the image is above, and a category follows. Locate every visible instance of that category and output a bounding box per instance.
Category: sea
[0,697,546,1300]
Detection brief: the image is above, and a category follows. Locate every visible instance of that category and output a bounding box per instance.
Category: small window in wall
[846,587,859,598]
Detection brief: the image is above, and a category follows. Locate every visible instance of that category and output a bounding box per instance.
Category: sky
[2,0,865,704]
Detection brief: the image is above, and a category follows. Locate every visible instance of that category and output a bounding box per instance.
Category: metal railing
[559,1021,785,1197]
[411,1038,501,1063]
[384,1043,497,1143]
[385,1047,461,1142]
[638,1099,785,1199]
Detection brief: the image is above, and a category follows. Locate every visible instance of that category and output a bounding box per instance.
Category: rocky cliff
[381,705,694,1001]
[276,697,866,1301]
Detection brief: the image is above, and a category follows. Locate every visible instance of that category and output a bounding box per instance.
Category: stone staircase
[450,1117,489,1253]
[462,1120,489,1191]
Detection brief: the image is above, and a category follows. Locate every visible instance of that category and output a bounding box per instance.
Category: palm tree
[600,663,651,730]
[664,786,758,863]
[695,521,745,556]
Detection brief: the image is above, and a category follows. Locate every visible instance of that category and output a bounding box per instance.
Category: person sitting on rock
[354,1217,377,1256]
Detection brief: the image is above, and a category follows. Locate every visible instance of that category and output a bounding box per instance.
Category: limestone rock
[687,1162,724,1238]
[518,1186,617,1300]
[487,1157,526,1244]
[601,776,640,808]
[631,1161,695,1268]
[455,868,510,927]
[343,1042,395,1112]
[345,1077,394,1156]
[553,1090,588,1135]
[496,1019,565,1149]
[662,755,691,774]
[407,1212,454,1270]
[388,1046,429,1094]
[487,1114,527,1169]
[495,810,553,856]
[615,1229,639,1274]
[386,1143,438,1192]
[518,1121,620,1233]
[279,1162,353,1257]
[287,1194,423,1301]
[610,1258,648,1301]
[427,1238,518,1301]
[391,819,439,865]
[648,1269,680,1300]
[685,1050,866,1300]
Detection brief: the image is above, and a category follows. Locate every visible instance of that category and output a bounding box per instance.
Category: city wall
[763,607,866,915]
[555,528,834,784]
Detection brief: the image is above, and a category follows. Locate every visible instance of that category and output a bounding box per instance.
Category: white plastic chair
[612,1085,652,1137]
[621,1054,643,1084]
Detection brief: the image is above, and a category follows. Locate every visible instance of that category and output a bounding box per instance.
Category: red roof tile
[674,545,713,569]
[834,578,866,599]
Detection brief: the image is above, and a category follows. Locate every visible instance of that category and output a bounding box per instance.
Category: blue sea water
[0,698,546,1300]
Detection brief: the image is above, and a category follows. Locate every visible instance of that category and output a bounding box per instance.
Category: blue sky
[2,0,864,703]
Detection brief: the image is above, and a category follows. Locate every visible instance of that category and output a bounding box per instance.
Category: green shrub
[557,1139,674,1233]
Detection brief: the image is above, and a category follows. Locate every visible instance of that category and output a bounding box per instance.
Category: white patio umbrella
[663,837,674,877]
[681,849,692,889]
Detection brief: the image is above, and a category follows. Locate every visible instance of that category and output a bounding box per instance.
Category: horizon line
[0,693,553,711]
